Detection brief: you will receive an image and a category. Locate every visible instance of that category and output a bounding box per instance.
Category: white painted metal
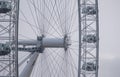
[78,0,82,77]
[18,38,65,48]
[15,0,20,76]
[18,40,38,45]
[42,38,64,47]
[19,52,38,77]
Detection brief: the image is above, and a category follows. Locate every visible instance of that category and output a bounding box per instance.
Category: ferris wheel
[0,0,99,77]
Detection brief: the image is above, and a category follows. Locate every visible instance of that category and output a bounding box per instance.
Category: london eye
[0,0,99,77]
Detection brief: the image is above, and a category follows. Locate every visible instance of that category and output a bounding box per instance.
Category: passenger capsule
[0,1,11,13]
[83,34,97,43]
[0,43,10,56]
[82,6,96,15]
[82,62,96,71]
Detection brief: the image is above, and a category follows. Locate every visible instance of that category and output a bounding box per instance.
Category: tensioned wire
[19,0,79,77]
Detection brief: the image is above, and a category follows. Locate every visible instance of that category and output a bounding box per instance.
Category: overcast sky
[99,0,120,77]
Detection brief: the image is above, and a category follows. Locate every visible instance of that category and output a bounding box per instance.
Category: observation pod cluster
[81,4,98,72]
[0,1,12,56]
[82,34,97,71]
[0,1,11,13]
[82,5,97,43]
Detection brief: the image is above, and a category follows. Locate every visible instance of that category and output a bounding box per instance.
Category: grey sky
[99,0,120,77]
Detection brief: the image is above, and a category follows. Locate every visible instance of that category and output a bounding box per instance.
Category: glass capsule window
[0,1,11,13]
